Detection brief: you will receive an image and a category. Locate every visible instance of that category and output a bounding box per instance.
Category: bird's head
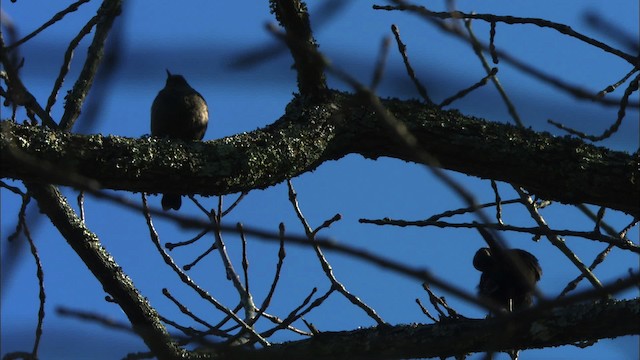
[164,69,191,88]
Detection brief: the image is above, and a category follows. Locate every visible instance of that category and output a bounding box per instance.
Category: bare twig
[46,15,100,114]
[359,219,639,253]
[464,18,522,126]
[377,3,638,65]
[390,24,434,105]
[211,198,256,325]
[77,191,85,222]
[490,180,503,225]
[370,36,392,91]
[260,287,332,338]
[548,73,639,141]
[6,0,92,50]
[57,306,135,333]
[23,216,45,358]
[162,288,217,331]
[514,187,604,291]
[375,2,639,107]
[140,194,269,346]
[415,298,438,323]
[250,223,287,328]
[287,180,387,325]
[438,67,498,108]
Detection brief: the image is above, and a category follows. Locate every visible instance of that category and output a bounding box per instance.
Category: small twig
[250,223,287,327]
[222,192,248,217]
[182,243,216,271]
[57,306,134,333]
[312,213,342,236]
[302,319,319,335]
[211,200,255,322]
[593,207,606,234]
[490,180,503,225]
[423,283,461,319]
[1,180,31,242]
[438,67,498,107]
[376,3,637,65]
[559,244,614,297]
[358,219,639,253]
[370,36,391,91]
[260,287,332,338]
[423,284,447,319]
[162,288,217,331]
[165,228,210,251]
[390,24,434,105]
[489,21,498,64]
[140,194,269,346]
[0,36,57,128]
[618,218,639,239]
[375,2,637,107]
[597,67,638,97]
[188,195,213,218]
[464,18,522,126]
[6,0,92,50]
[415,298,438,323]
[45,15,100,114]
[23,217,45,358]
[239,223,251,295]
[211,302,244,333]
[77,191,85,222]
[259,313,312,337]
[514,187,604,291]
[584,10,640,54]
[287,180,387,325]
[548,73,639,141]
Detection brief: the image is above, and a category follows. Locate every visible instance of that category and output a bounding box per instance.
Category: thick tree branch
[223,298,639,359]
[270,0,327,99]
[1,91,637,216]
[25,183,186,359]
[59,0,122,131]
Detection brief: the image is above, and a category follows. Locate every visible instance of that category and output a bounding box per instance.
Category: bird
[473,247,542,311]
[472,226,542,312]
[151,70,209,211]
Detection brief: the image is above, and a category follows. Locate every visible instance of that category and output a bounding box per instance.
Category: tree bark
[2,91,637,217]
[223,298,639,359]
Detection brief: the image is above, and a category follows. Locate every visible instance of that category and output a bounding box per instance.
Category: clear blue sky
[1,1,638,359]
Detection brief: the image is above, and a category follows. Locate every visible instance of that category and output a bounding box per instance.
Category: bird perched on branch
[473,226,542,311]
[151,70,209,211]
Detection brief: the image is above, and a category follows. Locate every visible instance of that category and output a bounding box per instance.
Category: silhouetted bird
[151,70,209,210]
[473,247,542,311]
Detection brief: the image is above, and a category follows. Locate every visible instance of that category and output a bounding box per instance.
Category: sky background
[1,1,639,359]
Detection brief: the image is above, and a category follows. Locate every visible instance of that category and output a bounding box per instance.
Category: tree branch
[223,298,640,359]
[25,183,185,359]
[270,0,327,99]
[2,91,637,216]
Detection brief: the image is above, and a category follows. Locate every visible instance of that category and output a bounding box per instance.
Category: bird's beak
[165,69,172,77]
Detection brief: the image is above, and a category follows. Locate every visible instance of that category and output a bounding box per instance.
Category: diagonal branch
[59,0,122,131]
[25,183,185,359]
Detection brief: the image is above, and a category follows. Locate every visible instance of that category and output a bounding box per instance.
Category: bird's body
[473,247,542,311]
[151,70,209,210]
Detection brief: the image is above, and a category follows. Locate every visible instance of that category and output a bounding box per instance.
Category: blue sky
[1,1,638,359]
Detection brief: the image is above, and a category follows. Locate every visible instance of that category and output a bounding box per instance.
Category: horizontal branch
[226,298,640,359]
[1,91,637,216]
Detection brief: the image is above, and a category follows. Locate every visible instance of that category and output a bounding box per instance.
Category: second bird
[151,70,209,211]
